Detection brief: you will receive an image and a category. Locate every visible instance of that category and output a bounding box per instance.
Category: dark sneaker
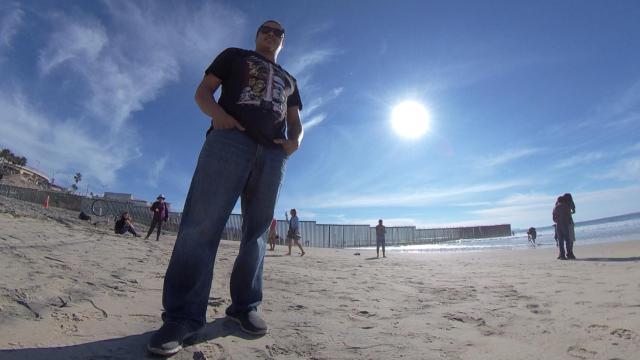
[566,254,576,260]
[147,321,200,356]
[557,255,567,260]
[225,308,267,335]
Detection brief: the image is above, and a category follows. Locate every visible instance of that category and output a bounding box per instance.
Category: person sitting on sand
[115,212,140,237]
[375,219,386,258]
[286,209,305,256]
[527,227,537,246]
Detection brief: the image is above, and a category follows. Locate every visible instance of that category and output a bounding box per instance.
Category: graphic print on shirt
[238,55,292,122]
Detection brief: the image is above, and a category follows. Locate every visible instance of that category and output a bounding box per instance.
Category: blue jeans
[161,129,287,329]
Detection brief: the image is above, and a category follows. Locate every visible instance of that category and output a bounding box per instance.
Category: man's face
[256,21,284,53]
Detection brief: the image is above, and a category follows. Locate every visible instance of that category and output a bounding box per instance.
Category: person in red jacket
[145,194,169,241]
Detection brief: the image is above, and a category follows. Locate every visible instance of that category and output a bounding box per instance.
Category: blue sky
[1,0,640,229]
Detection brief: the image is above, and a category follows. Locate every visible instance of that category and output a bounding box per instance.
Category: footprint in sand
[288,304,305,311]
[567,345,596,359]
[178,342,228,360]
[586,324,608,333]
[207,297,228,307]
[356,310,375,318]
[526,303,551,315]
[610,328,637,340]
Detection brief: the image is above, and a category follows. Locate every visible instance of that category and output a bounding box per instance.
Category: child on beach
[268,218,278,251]
[286,209,305,256]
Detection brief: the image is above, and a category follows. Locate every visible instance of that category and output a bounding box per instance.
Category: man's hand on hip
[212,113,245,131]
[273,138,299,156]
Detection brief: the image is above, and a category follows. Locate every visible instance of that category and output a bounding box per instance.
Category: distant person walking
[553,195,576,260]
[115,212,140,237]
[268,218,278,251]
[527,227,537,246]
[286,209,305,256]
[145,194,169,241]
[148,20,303,357]
[376,219,386,258]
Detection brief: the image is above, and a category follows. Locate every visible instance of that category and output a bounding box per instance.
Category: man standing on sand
[553,196,576,260]
[376,219,386,258]
[148,20,303,356]
[145,194,169,241]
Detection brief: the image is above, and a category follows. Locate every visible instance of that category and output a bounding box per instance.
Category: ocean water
[387,212,640,253]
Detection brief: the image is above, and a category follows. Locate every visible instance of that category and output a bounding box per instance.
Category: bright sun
[391,101,430,138]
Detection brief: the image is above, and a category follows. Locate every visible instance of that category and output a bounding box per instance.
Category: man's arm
[274,106,303,155]
[194,74,245,130]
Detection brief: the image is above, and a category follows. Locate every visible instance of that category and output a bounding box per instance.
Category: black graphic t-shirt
[205,48,303,146]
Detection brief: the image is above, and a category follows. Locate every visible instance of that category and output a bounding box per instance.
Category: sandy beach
[1,195,639,360]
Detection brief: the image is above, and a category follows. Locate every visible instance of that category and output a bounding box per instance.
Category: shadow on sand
[575,256,640,262]
[0,318,262,360]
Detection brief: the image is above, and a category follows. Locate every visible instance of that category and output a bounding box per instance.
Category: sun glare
[391,101,430,139]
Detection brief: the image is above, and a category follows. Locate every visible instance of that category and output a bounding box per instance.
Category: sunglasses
[258,25,285,38]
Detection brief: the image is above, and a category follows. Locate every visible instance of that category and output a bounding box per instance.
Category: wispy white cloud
[553,151,604,169]
[580,79,640,131]
[1,1,246,189]
[302,87,343,115]
[286,48,339,77]
[0,89,139,186]
[477,148,542,168]
[284,25,342,132]
[302,114,327,130]
[0,2,23,46]
[606,79,640,118]
[628,142,640,153]
[37,1,246,132]
[39,19,108,74]
[300,87,343,130]
[302,180,530,209]
[470,186,640,228]
[599,156,640,181]
[147,155,168,187]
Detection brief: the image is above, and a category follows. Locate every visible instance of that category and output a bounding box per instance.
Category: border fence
[0,184,511,248]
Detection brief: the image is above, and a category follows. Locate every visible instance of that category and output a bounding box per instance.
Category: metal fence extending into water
[0,184,512,248]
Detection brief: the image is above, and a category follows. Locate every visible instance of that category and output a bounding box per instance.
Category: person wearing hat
[145,194,169,241]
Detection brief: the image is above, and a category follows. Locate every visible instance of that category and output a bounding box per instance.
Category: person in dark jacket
[527,227,537,246]
[562,193,576,243]
[553,196,575,260]
[115,212,140,237]
[145,194,169,241]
